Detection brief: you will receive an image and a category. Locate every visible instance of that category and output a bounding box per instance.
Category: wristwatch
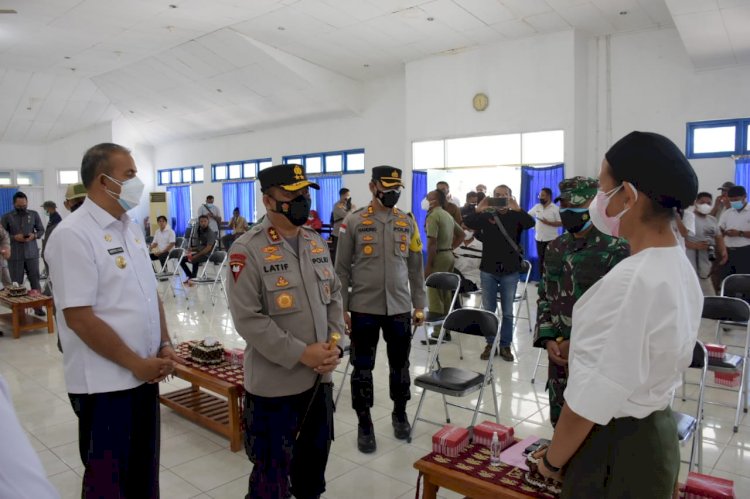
[543,452,562,473]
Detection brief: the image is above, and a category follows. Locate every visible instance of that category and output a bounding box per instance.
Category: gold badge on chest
[276,292,294,309]
[115,256,127,269]
[363,245,373,255]
[276,276,289,287]
[104,234,112,242]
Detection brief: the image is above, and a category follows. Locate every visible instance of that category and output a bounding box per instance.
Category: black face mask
[560,209,592,234]
[15,207,26,214]
[273,195,311,226]
[70,201,83,212]
[376,189,400,208]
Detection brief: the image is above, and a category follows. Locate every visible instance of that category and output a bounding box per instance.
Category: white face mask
[588,183,637,237]
[104,174,145,212]
[421,197,430,211]
[695,203,712,215]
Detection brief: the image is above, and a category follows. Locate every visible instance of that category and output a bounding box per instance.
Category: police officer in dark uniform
[227,163,345,499]
[335,166,426,453]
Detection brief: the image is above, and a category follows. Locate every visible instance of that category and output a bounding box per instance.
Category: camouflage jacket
[533,227,630,346]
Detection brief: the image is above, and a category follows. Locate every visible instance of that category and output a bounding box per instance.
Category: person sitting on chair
[149,216,175,271]
[180,215,216,286]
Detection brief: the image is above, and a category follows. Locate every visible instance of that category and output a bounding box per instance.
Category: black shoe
[499,346,514,362]
[420,338,439,346]
[392,413,411,440]
[357,426,377,453]
[34,308,45,317]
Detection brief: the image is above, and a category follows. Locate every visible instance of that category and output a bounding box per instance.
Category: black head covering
[605,131,698,209]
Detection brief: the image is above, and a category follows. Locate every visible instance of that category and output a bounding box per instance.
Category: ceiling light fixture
[64,56,71,60]
[277,26,285,31]
[169,4,177,9]
[0,9,17,14]
[216,88,223,93]
[619,11,628,15]
[129,110,135,114]
[427,17,434,21]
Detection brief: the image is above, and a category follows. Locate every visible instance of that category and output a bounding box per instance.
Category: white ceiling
[0,0,730,145]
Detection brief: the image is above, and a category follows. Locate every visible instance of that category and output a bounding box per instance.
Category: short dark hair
[233,207,240,212]
[541,188,553,197]
[13,192,26,202]
[157,215,167,223]
[436,181,449,189]
[339,188,350,196]
[431,189,447,208]
[466,191,478,202]
[206,195,214,201]
[198,214,209,220]
[728,186,747,198]
[696,192,713,202]
[494,184,512,196]
[81,143,131,188]
[476,192,486,203]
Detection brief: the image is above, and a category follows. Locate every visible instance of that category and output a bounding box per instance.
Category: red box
[684,472,735,498]
[472,421,514,450]
[432,425,470,458]
[705,344,727,359]
[714,371,741,388]
[224,348,244,366]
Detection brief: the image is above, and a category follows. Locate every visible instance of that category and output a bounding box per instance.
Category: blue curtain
[222,181,255,227]
[411,171,428,259]
[735,157,750,192]
[309,175,341,237]
[520,163,565,281]
[167,185,191,237]
[0,188,18,216]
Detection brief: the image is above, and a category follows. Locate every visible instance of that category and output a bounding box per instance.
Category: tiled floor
[2,281,750,498]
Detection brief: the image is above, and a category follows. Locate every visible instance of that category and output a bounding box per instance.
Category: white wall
[603,27,750,194]
[154,73,406,219]
[405,31,577,176]
[112,117,156,227]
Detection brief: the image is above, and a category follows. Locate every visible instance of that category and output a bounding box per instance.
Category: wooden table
[160,362,244,452]
[414,458,537,499]
[0,291,54,339]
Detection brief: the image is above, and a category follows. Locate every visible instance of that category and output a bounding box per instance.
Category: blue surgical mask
[731,200,745,211]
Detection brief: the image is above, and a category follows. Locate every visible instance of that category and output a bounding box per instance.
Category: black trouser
[68,383,160,499]
[180,254,208,279]
[149,252,168,268]
[350,312,412,413]
[726,246,750,277]
[562,407,679,498]
[9,257,41,290]
[244,383,334,499]
[536,240,550,274]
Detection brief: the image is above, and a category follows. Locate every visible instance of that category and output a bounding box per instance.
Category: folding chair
[683,296,750,432]
[718,274,750,340]
[414,272,461,359]
[188,250,228,311]
[512,259,533,335]
[673,341,708,473]
[408,308,502,443]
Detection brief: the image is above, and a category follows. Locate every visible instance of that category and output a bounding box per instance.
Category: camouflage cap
[556,176,599,206]
[65,183,87,201]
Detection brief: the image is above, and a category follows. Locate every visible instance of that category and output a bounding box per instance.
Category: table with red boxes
[413,421,736,499]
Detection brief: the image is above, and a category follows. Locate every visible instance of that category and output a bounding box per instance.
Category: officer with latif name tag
[226,163,346,499]
[335,165,426,453]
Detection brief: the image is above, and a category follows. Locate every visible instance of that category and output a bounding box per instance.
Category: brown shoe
[499,346,514,362]
[480,344,492,360]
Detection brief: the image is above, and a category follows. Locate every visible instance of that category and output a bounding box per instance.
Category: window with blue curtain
[166,185,191,237]
[0,188,19,216]
[308,175,341,236]
[411,171,428,259]
[222,181,255,229]
[520,163,565,281]
[735,157,750,192]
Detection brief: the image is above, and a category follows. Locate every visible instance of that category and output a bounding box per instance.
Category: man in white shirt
[436,181,462,208]
[719,185,750,277]
[197,194,221,235]
[0,374,59,498]
[453,228,482,291]
[149,215,176,270]
[47,143,181,498]
[529,188,562,272]
[686,192,727,295]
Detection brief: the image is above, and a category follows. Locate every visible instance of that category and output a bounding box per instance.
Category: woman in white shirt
[536,131,702,498]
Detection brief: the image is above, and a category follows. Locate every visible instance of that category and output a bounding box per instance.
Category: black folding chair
[408,308,502,443]
[673,341,708,473]
[414,272,462,359]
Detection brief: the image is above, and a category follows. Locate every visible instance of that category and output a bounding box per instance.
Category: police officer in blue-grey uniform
[226,163,346,499]
[335,165,426,453]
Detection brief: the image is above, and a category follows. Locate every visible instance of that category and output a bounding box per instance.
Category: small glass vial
[490,431,502,466]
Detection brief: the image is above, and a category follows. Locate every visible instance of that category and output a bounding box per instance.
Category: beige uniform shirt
[226,218,346,397]
[335,204,426,315]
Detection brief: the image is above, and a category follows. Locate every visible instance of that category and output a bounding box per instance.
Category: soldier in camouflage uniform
[533,177,630,426]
